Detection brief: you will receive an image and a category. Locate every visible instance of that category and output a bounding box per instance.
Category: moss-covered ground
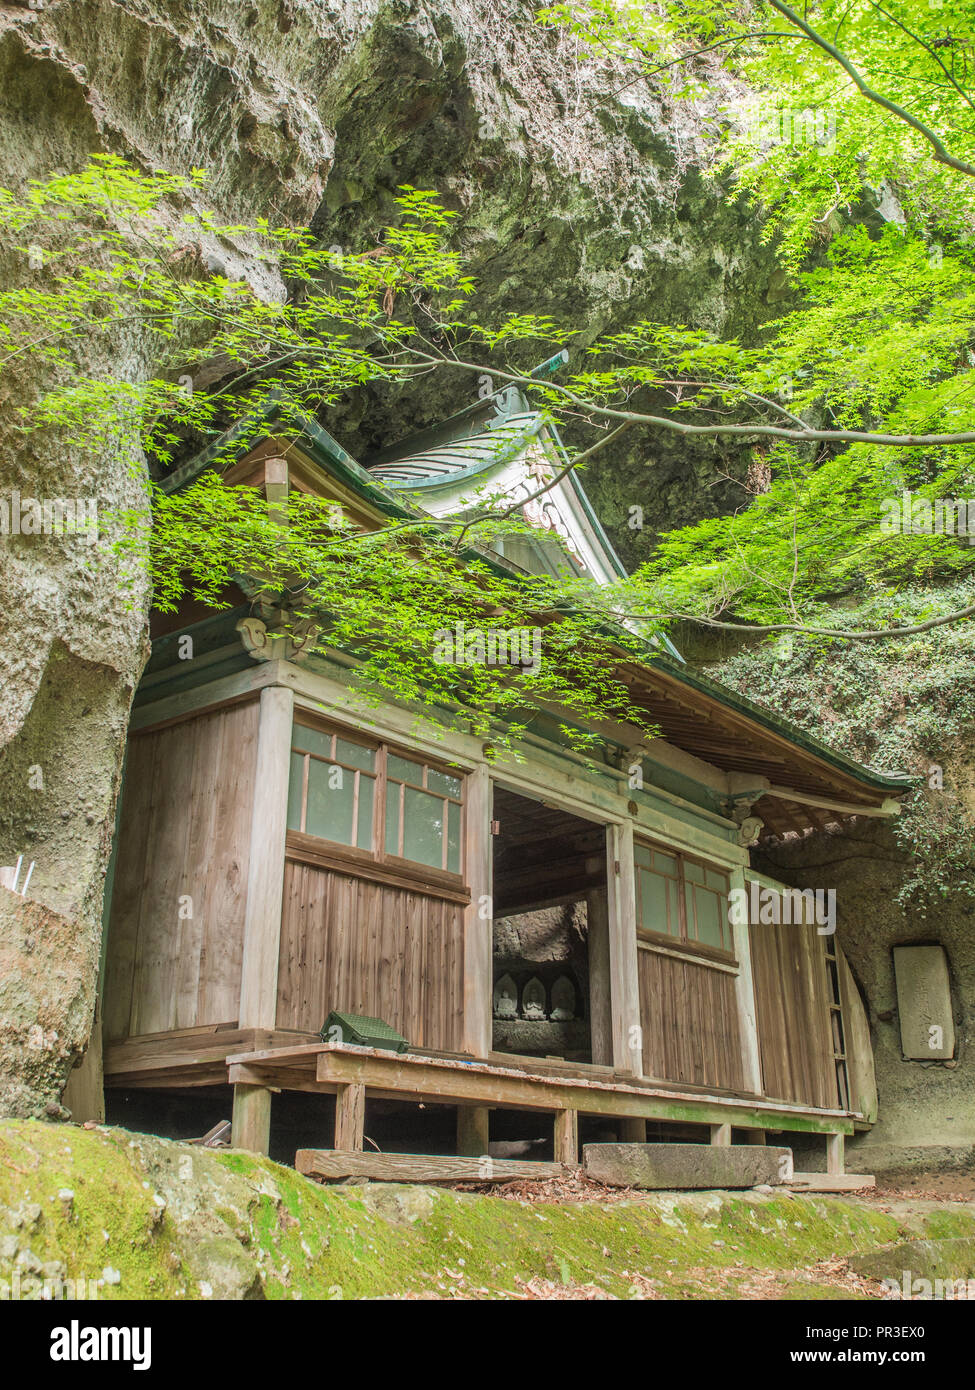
[1,1120,972,1300]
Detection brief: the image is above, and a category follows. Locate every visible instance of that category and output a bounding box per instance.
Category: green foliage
[5,140,975,679]
[0,156,672,750]
[541,0,975,262]
[0,157,474,469]
[538,1,975,633]
[142,475,655,747]
[712,579,975,907]
[622,223,975,623]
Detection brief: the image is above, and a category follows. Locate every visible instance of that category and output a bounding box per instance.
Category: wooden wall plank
[102,735,157,1041]
[837,946,877,1123]
[275,859,466,1053]
[102,701,260,1042]
[197,702,259,1023]
[637,947,746,1093]
[129,721,197,1035]
[749,917,840,1110]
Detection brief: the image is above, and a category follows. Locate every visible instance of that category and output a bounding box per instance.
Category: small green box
[321,1011,408,1053]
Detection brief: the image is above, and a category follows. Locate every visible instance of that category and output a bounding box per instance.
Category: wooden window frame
[634,836,736,965]
[288,711,466,884]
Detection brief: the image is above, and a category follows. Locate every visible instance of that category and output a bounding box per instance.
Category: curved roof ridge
[368,412,543,488]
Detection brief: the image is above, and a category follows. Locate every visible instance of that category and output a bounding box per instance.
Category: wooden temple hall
[98,389,909,1183]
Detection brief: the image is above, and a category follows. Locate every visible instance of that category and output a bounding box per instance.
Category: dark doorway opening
[490,786,608,1064]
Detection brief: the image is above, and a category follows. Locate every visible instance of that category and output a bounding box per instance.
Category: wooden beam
[456,1106,490,1156]
[463,765,493,1058]
[554,1109,578,1165]
[130,663,281,733]
[767,785,899,818]
[232,1083,272,1154]
[296,1150,563,1184]
[225,1042,858,1133]
[827,1131,845,1175]
[228,1045,857,1135]
[238,685,294,1030]
[61,1003,105,1124]
[334,1082,365,1151]
[619,1117,647,1142]
[789,1171,874,1192]
[729,866,763,1095]
[710,1123,732,1146]
[606,821,642,1076]
[586,887,613,1067]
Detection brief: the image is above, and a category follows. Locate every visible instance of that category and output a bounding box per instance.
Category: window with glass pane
[635,843,680,938]
[385,755,464,872]
[287,725,377,852]
[288,720,464,875]
[635,839,731,954]
[684,859,730,951]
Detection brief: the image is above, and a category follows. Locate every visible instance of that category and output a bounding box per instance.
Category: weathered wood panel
[276,858,466,1052]
[749,920,839,1110]
[297,1150,564,1183]
[837,946,877,1122]
[103,701,260,1041]
[637,946,745,1092]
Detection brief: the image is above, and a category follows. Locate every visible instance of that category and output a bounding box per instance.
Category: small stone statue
[522,976,547,1020]
[493,973,518,1019]
[551,975,576,1021]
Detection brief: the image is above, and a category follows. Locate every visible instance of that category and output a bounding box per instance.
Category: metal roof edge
[370,417,544,490]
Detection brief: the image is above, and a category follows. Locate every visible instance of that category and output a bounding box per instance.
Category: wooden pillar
[238,684,294,1030]
[827,1132,845,1175]
[463,765,493,1059]
[232,1083,272,1155]
[457,1106,490,1156]
[730,866,763,1094]
[554,1109,578,1166]
[61,1002,105,1124]
[745,1129,767,1145]
[334,1083,365,1151]
[619,1117,647,1143]
[710,1123,732,1147]
[606,821,642,1076]
[586,886,613,1067]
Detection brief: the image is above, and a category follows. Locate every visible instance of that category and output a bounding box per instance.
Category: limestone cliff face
[0,0,784,1114]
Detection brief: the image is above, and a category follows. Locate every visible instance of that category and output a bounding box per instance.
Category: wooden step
[787,1171,876,1192]
[296,1149,564,1184]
